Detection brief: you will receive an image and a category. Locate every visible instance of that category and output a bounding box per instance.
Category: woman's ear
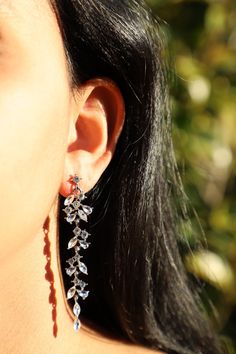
[59,77,125,197]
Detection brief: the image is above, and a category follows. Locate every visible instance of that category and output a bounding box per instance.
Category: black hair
[52,1,223,353]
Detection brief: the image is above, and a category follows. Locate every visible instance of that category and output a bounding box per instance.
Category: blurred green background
[146,0,236,352]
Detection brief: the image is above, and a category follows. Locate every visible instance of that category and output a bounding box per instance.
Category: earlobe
[59,77,125,197]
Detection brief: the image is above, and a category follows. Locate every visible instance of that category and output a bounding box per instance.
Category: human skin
[0,1,162,353]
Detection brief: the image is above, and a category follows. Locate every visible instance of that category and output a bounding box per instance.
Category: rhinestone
[73,302,81,317]
[66,266,76,276]
[79,240,90,249]
[73,175,80,183]
[81,205,93,215]
[72,278,79,286]
[68,236,78,249]
[72,200,80,209]
[80,230,90,239]
[63,206,73,214]
[66,257,75,266]
[78,280,87,289]
[74,318,81,332]
[73,226,81,235]
[79,261,88,275]
[64,194,75,206]
[66,213,77,224]
[77,210,88,222]
[78,289,89,300]
[67,286,76,300]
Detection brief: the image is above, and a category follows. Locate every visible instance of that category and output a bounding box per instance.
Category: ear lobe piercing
[63,174,93,331]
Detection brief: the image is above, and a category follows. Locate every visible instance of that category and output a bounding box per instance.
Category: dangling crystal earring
[63,174,93,332]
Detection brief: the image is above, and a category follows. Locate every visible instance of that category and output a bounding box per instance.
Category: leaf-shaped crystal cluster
[63,175,94,331]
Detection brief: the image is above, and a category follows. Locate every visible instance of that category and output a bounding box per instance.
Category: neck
[0,202,88,353]
[0,201,162,354]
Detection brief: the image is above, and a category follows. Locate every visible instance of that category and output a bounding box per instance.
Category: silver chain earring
[63,174,93,332]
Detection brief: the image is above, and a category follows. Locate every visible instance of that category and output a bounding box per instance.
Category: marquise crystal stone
[74,318,81,332]
[66,266,76,277]
[73,302,81,317]
[77,210,88,222]
[68,236,78,249]
[67,286,76,300]
[79,261,88,274]
[64,194,74,206]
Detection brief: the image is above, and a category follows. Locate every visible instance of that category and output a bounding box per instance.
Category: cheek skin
[0,1,72,262]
